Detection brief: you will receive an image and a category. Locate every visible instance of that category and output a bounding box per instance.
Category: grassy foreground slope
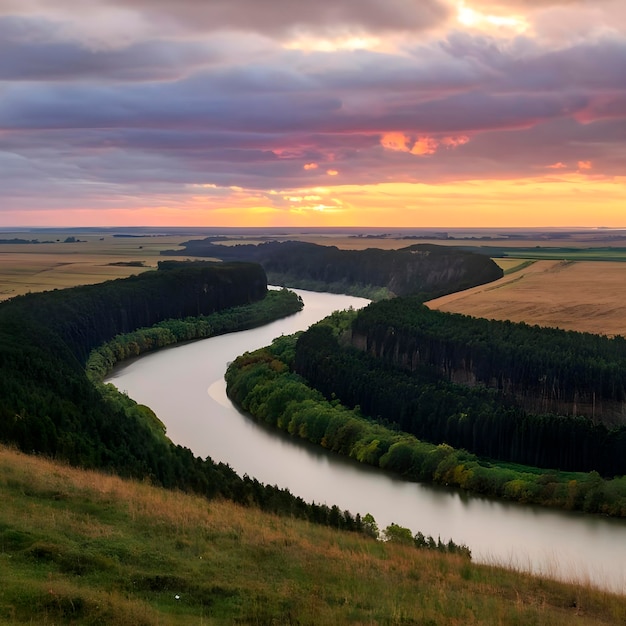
[2,447,625,626]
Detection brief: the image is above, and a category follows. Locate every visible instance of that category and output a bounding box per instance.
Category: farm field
[427,259,626,337]
[0,232,208,301]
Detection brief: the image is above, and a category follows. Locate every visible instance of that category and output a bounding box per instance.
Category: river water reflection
[107,289,626,593]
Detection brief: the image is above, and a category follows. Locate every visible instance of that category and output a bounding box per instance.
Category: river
[106,288,626,593]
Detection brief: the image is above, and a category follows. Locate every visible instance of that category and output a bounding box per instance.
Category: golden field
[427,259,626,337]
[0,232,207,301]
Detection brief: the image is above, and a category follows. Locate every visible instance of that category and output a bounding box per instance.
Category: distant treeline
[0,264,375,535]
[459,245,626,262]
[0,238,52,244]
[162,239,503,299]
[293,298,626,476]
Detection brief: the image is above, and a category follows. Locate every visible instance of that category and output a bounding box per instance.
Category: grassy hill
[1,446,625,625]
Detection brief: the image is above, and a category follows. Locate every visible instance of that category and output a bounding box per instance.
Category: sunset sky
[1,0,625,228]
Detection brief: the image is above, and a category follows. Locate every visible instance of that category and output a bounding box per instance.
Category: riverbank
[87,288,303,382]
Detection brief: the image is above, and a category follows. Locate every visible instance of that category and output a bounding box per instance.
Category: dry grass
[2,445,626,624]
[428,259,626,336]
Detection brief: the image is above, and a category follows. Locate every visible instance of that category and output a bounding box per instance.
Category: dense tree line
[1,260,267,365]
[226,336,626,517]
[294,324,626,475]
[0,262,266,465]
[162,239,503,298]
[351,297,626,424]
[0,265,373,536]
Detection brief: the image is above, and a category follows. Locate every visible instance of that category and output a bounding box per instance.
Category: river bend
[107,289,626,593]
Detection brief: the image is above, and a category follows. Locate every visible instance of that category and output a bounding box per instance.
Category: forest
[290,298,626,476]
[350,297,626,423]
[226,330,626,516]
[0,262,373,533]
[162,239,503,299]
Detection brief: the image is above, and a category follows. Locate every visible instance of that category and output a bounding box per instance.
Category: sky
[1,0,625,228]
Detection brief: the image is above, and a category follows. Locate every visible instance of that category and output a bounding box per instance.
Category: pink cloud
[410,137,439,155]
[380,132,411,151]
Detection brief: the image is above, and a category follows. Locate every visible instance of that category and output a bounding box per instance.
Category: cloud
[470,0,586,10]
[4,0,450,39]
[0,20,216,81]
[410,138,439,155]
[0,1,625,219]
[381,133,468,156]
[380,133,411,152]
[120,0,450,36]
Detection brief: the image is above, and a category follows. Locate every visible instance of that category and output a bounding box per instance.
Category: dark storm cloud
[5,32,620,132]
[440,33,626,93]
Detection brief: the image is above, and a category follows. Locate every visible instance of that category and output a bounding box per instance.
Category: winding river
[107,289,626,593]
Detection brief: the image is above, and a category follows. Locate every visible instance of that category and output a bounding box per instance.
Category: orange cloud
[382,133,469,156]
[410,137,438,155]
[326,169,339,176]
[547,162,567,169]
[578,160,593,170]
[303,162,319,170]
[380,132,411,152]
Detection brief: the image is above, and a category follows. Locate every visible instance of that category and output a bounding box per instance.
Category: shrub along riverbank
[225,328,626,517]
[86,287,304,382]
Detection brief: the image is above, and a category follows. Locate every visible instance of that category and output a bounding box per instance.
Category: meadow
[2,445,626,625]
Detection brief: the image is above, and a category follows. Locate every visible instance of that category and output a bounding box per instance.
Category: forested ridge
[162,239,503,298]
[291,299,626,476]
[0,264,372,533]
[350,297,626,423]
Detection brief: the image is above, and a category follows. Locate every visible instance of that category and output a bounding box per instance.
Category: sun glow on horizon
[6,174,624,229]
